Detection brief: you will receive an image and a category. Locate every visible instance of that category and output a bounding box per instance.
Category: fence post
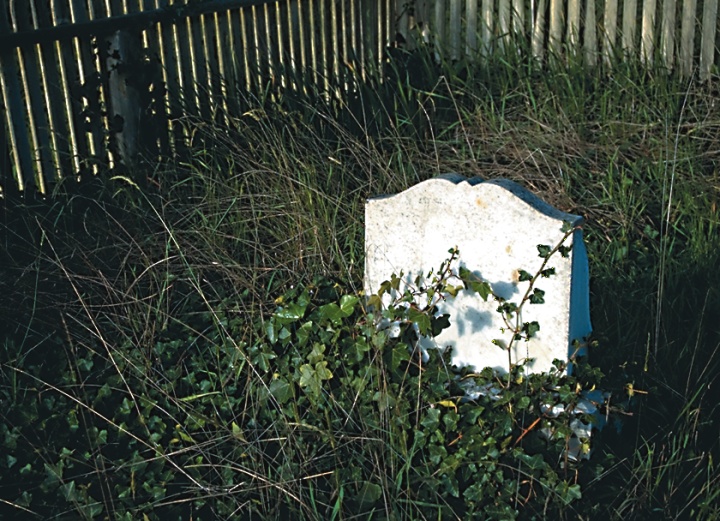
[106,29,143,170]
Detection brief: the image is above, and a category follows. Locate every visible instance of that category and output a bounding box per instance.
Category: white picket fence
[397,0,719,79]
[1,0,718,195]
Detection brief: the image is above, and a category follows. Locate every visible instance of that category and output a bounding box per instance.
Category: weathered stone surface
[364,174,591,374]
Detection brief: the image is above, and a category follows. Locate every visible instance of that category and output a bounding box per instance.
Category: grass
[1,42,719,520]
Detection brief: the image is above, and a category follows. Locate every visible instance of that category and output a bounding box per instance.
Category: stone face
[364,174,591,374]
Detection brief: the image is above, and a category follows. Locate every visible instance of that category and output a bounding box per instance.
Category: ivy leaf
[407,307,431,336]
[529,288,545,304]
[231,422,246,441]
[517,396,531,409]
[307,343,326,365]
[248,345,276,372]
[339,294,359,316]
[518,269,533,282]
[537,244,552,258]
[421,408,441,430]
[315,361,333,380]
[356,482,382,510]
[298,362,332,397]
[556,482,583,504]
[269,377,293,403]
[265,320,278,344]
[354,336,372,361]
[274,301,307,324]
[296,321,313,347]
[431,313,451,336]
[540,267,556,278]
[390,344,410,370]
[523,321,540,338]
[366,294,382,310]
[497,302,518,316]
[464,482,487,502]
[318,302,344,324]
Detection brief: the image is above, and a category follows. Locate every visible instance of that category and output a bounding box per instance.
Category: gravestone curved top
[364,174,591,374]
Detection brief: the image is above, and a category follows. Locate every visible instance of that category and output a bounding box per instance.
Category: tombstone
[364,174,592,375]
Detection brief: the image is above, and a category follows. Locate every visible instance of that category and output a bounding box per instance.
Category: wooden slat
[466,0,478,55]
[449,0,461,60]
[567,0,581,51]
[434,0,446,59]
[621,0,638,54]
[330,0,340,87]
[176,6,199,111]
[237,7,253,93]
[190,12,211,120]
[317,0,329,90]
[660,0,676,70]
[679,0,697,77]
[307,0,320,86]
[532,0,548,60]
[261,3,278,96]
[512,0,525,40]
[396,0,411,47]
[584,0,598,65]
[603,0,619,62]
[641,0,657,65]
[156,0,186,151]
[295,0,311,87]
[347,0,358,70]
[206,11,227,120]
[216,10,238,115]
[498,0,511,50]
[382,0,389,65]
[549,0,563,55]
[361,0,377,72]
[699,0,718,81]
[481,0,492,56]
[285,0,300,91]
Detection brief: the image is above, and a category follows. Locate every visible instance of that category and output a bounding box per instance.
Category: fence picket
[585,0,598,65]
[549,0,563,55]
[567,0,580,51]
[699,0,719,81]
[466,0,477,55]
[680,0,697,77]
[641,0,657,64]
[532,0,548,60]
[479,0,490,56]
[660,0,676,70]
[603,0,618,63]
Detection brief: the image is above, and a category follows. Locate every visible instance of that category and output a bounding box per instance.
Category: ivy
[0,224,616,520]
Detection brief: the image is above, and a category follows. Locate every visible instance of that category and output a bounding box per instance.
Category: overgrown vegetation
[1,39,719,520]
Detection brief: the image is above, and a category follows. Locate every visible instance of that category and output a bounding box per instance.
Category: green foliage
[0,238,609,520]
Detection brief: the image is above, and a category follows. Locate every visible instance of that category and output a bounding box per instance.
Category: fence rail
[398,0,719,78]
[2,0,719,195]
[0,0,392,195]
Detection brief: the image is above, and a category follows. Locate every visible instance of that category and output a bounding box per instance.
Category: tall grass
[1,40,719,519]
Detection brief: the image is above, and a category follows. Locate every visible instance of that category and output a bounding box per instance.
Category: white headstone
[364,174,591,374]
